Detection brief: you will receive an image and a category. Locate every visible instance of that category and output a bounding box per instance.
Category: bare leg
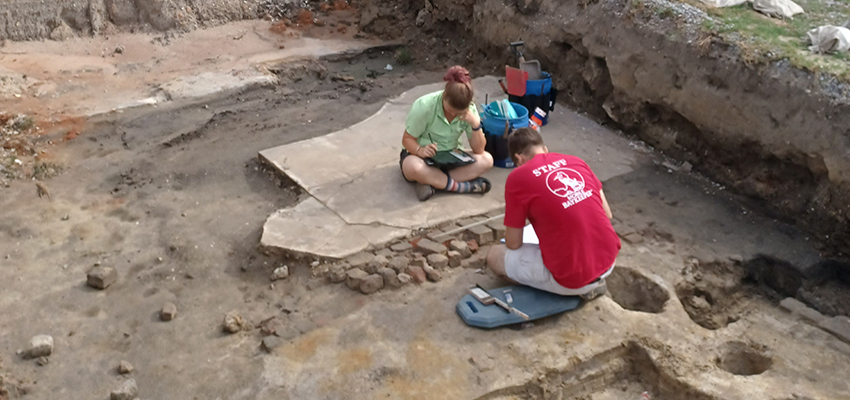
[401,155,449,189]
[486,245,518,284]
[449,151,494,182]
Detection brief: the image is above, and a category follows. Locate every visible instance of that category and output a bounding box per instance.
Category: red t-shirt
[504,153,621,289]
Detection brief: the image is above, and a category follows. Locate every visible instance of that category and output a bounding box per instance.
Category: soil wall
[361,0,850,256]
[0,0,257,40]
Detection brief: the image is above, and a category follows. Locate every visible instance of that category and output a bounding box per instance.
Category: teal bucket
[481,102,529,169]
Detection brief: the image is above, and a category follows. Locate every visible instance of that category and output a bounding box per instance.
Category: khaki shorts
[504,244,615,296]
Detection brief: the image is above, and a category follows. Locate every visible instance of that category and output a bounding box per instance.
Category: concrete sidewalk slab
[260,76,639,259]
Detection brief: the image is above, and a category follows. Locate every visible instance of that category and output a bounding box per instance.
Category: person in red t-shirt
[486,128,620,299]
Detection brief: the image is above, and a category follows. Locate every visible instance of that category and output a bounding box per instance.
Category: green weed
[394,47,412,65]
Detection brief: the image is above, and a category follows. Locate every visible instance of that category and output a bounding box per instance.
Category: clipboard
[424,150,476,168]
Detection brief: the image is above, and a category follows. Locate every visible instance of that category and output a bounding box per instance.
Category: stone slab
[260,197,408,259]
[259,76,638,259]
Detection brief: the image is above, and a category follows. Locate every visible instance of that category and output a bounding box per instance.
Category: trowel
[510,41,542,80]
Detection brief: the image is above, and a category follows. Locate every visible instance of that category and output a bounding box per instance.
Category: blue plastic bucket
[525,72,552,97]
[480,102,529,169]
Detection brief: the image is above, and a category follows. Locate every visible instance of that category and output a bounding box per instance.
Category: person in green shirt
[399,66,494,201]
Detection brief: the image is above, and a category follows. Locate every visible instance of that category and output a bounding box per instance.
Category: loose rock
[397,273,413,285]
[328,264,347,283]
[622,232,645,244]
[110,379,138,400]
[388,256,409,273]
[375,248,394,258]
[423,265,442,282]
[270,265,289,281]
[415,238,447,255]
[118,360,134,374]
[160,302,177,321]
[378,267,400,288]
[360,274,384,294]
[366,255,388,274]
[27,335,53,358]
[86,266,117,289]
[410,255,427,268]
[345,268,369,290]
[467,240,479,253]
[449,240,472,258]
[406,266,427,284]
[447,250,462,268]
[222,311,245,333]
[262,335,283,353]
[36,356,49,366]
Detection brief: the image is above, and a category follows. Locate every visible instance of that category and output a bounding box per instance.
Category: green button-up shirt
[405,90,478,152]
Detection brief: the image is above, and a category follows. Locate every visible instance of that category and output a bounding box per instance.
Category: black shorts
[399,149,461,183]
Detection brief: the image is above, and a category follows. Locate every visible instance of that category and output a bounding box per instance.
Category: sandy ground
[0,20,848,400]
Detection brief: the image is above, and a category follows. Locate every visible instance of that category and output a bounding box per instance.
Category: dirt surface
[0,49,437,398]
[0,4,849,399]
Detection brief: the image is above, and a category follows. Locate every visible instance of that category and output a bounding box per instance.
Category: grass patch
[394,47,412,65]
[702,0,850,79]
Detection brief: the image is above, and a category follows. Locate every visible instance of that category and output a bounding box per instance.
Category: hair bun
[443,66,471,84]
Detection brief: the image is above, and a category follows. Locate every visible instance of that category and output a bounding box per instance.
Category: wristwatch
[471,123,482,131]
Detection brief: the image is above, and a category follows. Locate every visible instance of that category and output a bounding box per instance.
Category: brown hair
[508,127,545,164]
[443,65,473,110]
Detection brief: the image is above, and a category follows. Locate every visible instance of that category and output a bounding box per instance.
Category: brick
[462,252,486,269]
[467,224,494,245]
[447,251,462,268]
[415,238,447,255]
[449,240,472,258]
[345,268,369,290]
[366,255,388,274]
[378,267,400,288]
[820,316,850,344]
[457,218,477,227]
[160,302,177,321]
[346,252,373,270]
[390,242,412,252]
[486,208,505,218]
[359,274,384,294]
[328,264,347,283]
[375,248,394,258]
[410,256,427,268]
[427,254,449,269]
[388,256,410,273]
[423,265,442,282]
[486,221,507,241]
[467,240,479,253]
[87,266,117,289]
[406,266,427,284]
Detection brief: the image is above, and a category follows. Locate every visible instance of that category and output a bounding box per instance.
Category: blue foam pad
[457,285,582,329]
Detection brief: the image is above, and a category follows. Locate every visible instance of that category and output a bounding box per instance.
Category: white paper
[501,224,539,245]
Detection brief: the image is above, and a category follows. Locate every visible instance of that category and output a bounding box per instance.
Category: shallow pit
[477,342,715,400]
[607,267,670,313]
[716,341,773,376]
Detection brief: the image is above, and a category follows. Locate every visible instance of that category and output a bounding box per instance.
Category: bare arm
[468,128,486,155]
[402,131,436,158]
[600,189,613,220]
[505,226,523,250]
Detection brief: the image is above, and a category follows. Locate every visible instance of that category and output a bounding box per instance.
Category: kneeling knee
[480,152,494,168]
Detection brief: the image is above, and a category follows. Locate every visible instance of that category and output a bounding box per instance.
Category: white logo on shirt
[545,168,593,209]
